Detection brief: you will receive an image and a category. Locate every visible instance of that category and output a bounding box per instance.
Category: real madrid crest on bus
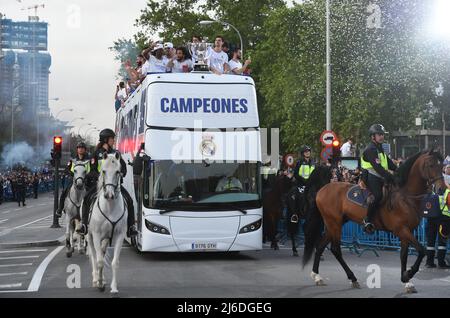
[200,134,216,157]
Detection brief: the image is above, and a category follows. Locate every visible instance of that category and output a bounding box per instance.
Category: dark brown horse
[286,165,332,256]
[303,150,446,293]
[263,173,294,250]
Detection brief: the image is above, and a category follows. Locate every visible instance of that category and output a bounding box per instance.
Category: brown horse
[303,149,446,293]
[263,173,294,250]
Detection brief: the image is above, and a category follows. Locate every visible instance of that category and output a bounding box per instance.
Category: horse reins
[96,198,127,247]
[98,170,125,246]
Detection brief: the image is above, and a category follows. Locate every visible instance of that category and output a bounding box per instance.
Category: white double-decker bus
[116,73,262,252]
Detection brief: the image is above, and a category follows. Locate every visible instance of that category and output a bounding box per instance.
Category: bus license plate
[192,243,217,250]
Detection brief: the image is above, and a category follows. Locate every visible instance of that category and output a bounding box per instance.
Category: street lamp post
[55,108,73,120]
[326,0,332,131]
[78,123,92,138]
[65,117,84,153]
[84,127,97,141]
[200,20,244,58]
[11,83,24,145]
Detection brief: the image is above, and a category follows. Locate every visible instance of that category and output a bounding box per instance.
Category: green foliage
[111,0,450,155]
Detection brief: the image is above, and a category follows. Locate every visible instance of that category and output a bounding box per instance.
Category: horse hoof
[351,281,361,289]
[293,251,299,257]
[311,272,327,286]
[405,283,417,294]
[98,285,106,292]
[79,248,86,255]
[66,252,72,258]
[316,279,326,286]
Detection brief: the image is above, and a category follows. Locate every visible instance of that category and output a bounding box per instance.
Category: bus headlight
[145,219,171,235]
[239,219,262,234]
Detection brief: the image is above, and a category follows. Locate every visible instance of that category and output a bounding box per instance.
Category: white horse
[64,160,89,258]
[87,152,127,294]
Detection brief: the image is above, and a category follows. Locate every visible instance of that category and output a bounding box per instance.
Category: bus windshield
[144,161,261,211]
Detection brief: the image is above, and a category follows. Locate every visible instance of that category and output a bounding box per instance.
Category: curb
[0,236,65,249]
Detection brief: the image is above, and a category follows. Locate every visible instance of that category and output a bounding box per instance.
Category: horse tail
[302,200,323,268]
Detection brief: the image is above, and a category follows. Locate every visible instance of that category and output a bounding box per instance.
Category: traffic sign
[284,154,296,168]
[320,130,337,147]
[321,146,333,162]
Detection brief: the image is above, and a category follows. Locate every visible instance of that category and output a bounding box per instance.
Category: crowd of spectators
[0,168,55,204]
[114,35,251,112]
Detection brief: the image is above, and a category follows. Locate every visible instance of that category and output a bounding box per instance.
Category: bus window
[139,89,146,134]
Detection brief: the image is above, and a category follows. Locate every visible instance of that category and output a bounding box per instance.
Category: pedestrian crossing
[21,215,66,229]
[0,247,49,292]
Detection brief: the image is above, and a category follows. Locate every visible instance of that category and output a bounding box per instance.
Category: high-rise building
[0,16,51,124]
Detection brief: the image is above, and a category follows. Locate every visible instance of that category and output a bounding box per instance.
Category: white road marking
[0,283,22,289]
[0,249,47,254]
[0,263,33,268]
[0,219,9,224]
[0,255,40,260]
[0,272,28,277]
[14,209,21,211]
[2,210,11,214]
[28,246,64,292]
[9,215,52,231]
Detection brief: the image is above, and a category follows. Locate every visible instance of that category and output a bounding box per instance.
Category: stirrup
[362,220,375,234]
[290,214,299,224]
[76,224,88,235]
[127,226,138,237]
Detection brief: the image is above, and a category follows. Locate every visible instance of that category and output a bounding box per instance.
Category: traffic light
[53,136,63,160]
[332,139,341,161]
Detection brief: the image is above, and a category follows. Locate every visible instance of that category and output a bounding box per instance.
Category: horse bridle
[423,159,444,189]
[72,163,88,186]
[101,170,121,194]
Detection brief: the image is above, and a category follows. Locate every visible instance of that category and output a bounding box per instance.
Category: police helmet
[300,145,312,154]
[99,129,116,143]
[76,142,87,149]
[369,124,387,136]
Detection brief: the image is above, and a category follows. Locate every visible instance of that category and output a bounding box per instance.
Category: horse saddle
[346,185,373,209]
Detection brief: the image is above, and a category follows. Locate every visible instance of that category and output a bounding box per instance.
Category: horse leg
[399,230,425,294]
[330,239,360,288]
[110,233,125,295]
[274,214,281,250]
[65,215,73,258]
[291,233,298,257]
[311,233,330,286]
[93,235,105,291]
[87,233,98,288]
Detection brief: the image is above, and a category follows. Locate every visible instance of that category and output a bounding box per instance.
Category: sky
[1,0,148,141]
[1,0,302,142]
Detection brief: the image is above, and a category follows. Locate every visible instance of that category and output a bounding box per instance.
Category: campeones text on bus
[160,97,249,114]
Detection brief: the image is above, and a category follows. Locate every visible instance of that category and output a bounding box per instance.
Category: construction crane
[21,4,45,20]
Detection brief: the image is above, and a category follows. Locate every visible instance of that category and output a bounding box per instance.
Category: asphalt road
[1,196,450,298]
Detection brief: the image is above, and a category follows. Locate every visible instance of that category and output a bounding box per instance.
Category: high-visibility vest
[361,152,388,172]
[70,162,90,174]
[299,164,315,180]
[440,189,450,218]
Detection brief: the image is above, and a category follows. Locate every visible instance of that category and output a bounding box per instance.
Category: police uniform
[360,125,397,233]
[79,129,137,237]
[294,158,315,186]
[426,189,450,268]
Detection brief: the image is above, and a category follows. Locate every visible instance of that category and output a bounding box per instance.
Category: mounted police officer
[294,146,315,188]
[77,129,138,237]
[426,188,450,268]
[56,142,90,218]
[360,124,397,234]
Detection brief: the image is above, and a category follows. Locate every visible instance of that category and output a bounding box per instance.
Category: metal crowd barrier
[275,209,444,257]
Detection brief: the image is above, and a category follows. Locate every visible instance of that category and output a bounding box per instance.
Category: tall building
[0,15,51,125]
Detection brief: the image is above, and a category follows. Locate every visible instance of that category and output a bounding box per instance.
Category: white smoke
[1,142,35,167]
